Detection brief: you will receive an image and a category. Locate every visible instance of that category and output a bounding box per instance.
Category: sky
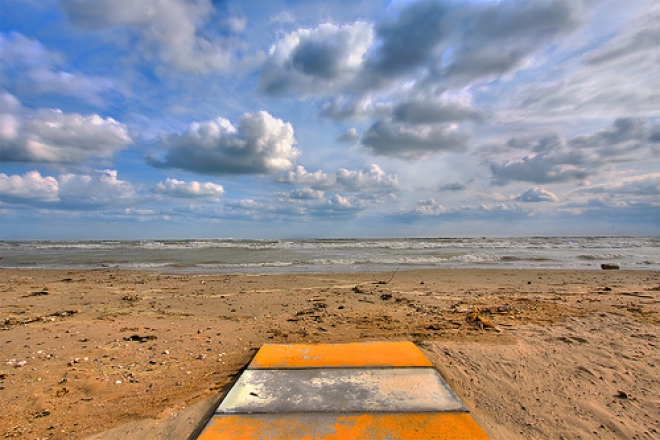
[0,0,659,239]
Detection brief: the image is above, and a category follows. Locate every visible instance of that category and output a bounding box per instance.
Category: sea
[0,237,658,274]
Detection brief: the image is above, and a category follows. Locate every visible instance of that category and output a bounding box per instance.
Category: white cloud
[337,127,359,143]
[490,118,659,185]
[152,178,225,198]
[278,165,334,188]
[400,200,528,222]
[291,194,368,216]
[277,188,325,200]
[335,164,399,191]
[361,119,468,159]
[58,170,136,207]
[224,17,247,33]
[149,111,299,175]
[61,0,241,73]
[0,170,136,208]
[261,0,584,96]
[414,198,446,215]
[0,170,59,203]
[0,32,114,104]
[0,92,132,164]
[491,151,591,186]
[322,194,356,209]
[255,0,585,162]
[260,21,373,95]
[516,187,559,203]
[277,164,398,192]
[270,11,295,24]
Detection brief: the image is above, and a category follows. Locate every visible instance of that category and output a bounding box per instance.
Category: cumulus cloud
[152,178,225,198]
[0,170,59,203]
[61,0,242,73]
[516,187,559,203]
[414,198,446,215]
[318,194,361,211]
[276,188,325,200]
[361,119,468,159]
[0,170,136,208]
[0,32,114,104]
[148,111,299,175]
[491,151,591,185]
[260,21,373,95]
[337,127,359,143]
[278,166,334,188]
[253,0,587,162]
[399,200,527,222]
[490,118,659,185]
[224,191,368,220]
[58,170,136,207]
[335,164,399,191]
[261,0,584,98]
[0,92,132,164]
[277,164,398,192]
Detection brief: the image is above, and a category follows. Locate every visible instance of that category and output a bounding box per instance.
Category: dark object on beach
[601,263,620,270]
[380,293,393,301]
[614,390,628,399]
[466,307,496,329]
[123,334,157,343]
[29,290,49,296]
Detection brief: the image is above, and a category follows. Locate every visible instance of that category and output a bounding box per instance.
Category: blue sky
[1,0,658,239]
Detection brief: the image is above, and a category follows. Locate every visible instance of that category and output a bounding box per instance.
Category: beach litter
[466,307,496,330]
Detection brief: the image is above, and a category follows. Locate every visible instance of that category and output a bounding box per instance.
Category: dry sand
[1,268,659,439]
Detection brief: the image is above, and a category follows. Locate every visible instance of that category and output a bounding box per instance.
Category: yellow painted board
[248,342,432,369]
[197,413,490,439]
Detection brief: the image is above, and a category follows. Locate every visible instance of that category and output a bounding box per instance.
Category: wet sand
[1,268,659,439]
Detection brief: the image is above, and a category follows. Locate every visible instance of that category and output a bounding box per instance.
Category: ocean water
[0,237,658,273]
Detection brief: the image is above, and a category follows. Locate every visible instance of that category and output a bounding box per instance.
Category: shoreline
[0,265,654,278]
[1,267,659,439]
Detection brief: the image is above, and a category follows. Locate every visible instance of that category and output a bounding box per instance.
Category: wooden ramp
[197,341,490,439]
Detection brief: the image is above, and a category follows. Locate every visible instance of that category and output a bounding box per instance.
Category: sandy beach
[1,268,659,439]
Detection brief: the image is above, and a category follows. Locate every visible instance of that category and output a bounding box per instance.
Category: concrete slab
[218,368,467,414]
[197,413,490,440]
[248,341,432,369]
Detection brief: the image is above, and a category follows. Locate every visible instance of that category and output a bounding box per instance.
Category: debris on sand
[123,334,157,343]
[466,307,496,330]
[28,290,49,297]
[601,263,620,270]
[2,310,80,327]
